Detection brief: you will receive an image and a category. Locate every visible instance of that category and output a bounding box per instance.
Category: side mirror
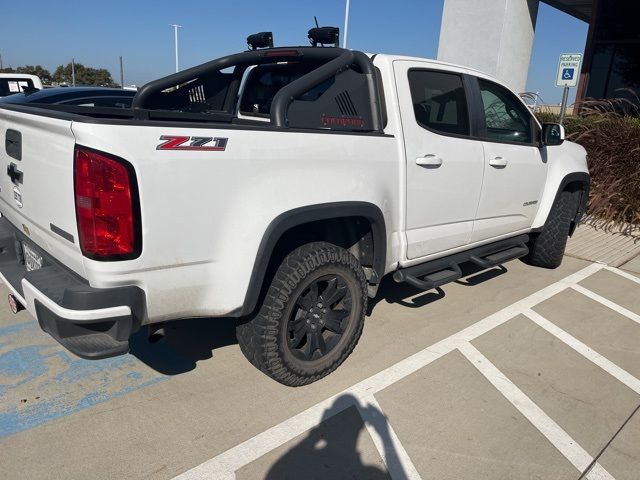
[541,123,565,146]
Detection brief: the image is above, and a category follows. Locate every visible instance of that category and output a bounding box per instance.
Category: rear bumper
[0,216,145,359]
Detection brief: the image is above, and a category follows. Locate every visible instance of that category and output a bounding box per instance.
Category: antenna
[314,16,319,28]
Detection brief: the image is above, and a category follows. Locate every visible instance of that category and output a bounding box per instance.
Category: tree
[16,65,52,84]
[0,65,52,84]
[52,62,117,87]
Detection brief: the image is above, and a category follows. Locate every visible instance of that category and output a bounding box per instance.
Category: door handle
[416,154,443,168]
[489,156,508,167]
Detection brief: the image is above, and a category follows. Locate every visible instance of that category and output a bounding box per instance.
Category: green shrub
[536,98,640,227]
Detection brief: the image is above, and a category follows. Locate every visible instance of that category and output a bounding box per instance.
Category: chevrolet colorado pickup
[0,30,589,386]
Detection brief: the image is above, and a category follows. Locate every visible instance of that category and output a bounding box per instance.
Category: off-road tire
[525,191,578,269]
[236,242,367,387]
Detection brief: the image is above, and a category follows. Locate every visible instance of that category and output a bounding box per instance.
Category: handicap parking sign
[562,68,574,80]
[557,54,582,87]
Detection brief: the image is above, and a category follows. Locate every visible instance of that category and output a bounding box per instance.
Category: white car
[0,73,43,97]
[0,29,589,386]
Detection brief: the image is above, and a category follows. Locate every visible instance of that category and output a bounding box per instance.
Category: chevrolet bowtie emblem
[7,163,23,185]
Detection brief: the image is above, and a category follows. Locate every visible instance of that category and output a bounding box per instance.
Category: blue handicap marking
[562,68,575,80]
[0,320,167,438]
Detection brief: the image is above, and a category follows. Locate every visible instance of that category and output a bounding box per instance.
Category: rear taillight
[74,146,140,259]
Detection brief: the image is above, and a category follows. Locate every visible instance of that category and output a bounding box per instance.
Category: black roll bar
[270,50,382,131]
[132,47,383,132]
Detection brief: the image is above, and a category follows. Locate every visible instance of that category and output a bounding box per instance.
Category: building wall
[437,0,539,93]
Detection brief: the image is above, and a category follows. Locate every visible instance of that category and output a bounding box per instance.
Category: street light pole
[343,0,350,48]
[119,56,124,88]
[170,24,182,72]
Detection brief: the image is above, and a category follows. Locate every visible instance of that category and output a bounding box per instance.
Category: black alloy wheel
[236,242,368,386]
[286,275,353,362]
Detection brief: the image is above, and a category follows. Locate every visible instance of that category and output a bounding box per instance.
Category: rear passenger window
[478,79,533,144]
[0,78,35,96]
[240,65,335,117]
[408,70,470,136]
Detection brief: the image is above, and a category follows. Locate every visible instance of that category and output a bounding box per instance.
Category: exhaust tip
[148,324,166,344]
[8,294,25,314]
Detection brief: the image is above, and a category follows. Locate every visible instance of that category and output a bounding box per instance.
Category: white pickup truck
[0,31,589,386]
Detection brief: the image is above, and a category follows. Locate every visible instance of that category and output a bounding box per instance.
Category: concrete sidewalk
[566,221,640,269]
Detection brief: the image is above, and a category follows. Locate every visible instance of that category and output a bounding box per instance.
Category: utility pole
[71,58,76,86]
[0,53,3,70]
[170,24,182,72]
[343,0,350,48]
[119,56,124,88]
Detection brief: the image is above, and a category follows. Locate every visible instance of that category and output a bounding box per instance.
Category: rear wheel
[236,242,367,386]
[525,191,578,269]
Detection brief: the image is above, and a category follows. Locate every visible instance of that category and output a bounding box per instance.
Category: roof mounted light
[308,26,339,47]
[247,32,274,50]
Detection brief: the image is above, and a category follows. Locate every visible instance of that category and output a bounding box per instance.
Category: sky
[1,0,588,103]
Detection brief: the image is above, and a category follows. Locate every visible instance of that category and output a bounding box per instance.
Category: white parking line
[459,343,616,480]
[173,263,605,479]
[523,309,640,395]
[606,266,640,285]
[571,284,640,325]
[355,393,422,480]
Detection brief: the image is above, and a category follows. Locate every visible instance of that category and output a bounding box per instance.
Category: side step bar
[394,234,529,291]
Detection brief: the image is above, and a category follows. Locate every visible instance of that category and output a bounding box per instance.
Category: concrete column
[437,0,539,93]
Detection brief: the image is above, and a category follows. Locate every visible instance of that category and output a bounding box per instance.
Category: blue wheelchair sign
[557,53,582,87]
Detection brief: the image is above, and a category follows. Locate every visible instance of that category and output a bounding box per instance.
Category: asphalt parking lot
[1,255,639,480]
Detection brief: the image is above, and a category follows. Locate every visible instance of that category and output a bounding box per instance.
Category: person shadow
[263,394,404,480]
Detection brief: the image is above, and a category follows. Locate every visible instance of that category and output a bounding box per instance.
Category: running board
[469,245,529,269]
[396,263,462,291]
[393,235,529,291]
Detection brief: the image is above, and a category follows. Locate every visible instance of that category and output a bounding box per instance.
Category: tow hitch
[8,294,25,314]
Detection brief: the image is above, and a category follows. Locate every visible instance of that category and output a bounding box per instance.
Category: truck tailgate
[0,107,85,277]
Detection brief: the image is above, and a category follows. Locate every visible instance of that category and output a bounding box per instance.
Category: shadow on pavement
[129,316,238,375]
[368,263,508,314]
[263,394,395,480]
[131,263,508,375]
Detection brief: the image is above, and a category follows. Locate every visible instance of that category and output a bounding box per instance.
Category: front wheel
[525,190,578,269]
[236,242,368,387]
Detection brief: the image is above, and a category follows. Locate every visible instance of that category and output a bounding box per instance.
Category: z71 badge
[156,135,228,151]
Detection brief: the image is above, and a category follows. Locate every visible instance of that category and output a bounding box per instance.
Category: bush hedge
[536,99,640,228]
